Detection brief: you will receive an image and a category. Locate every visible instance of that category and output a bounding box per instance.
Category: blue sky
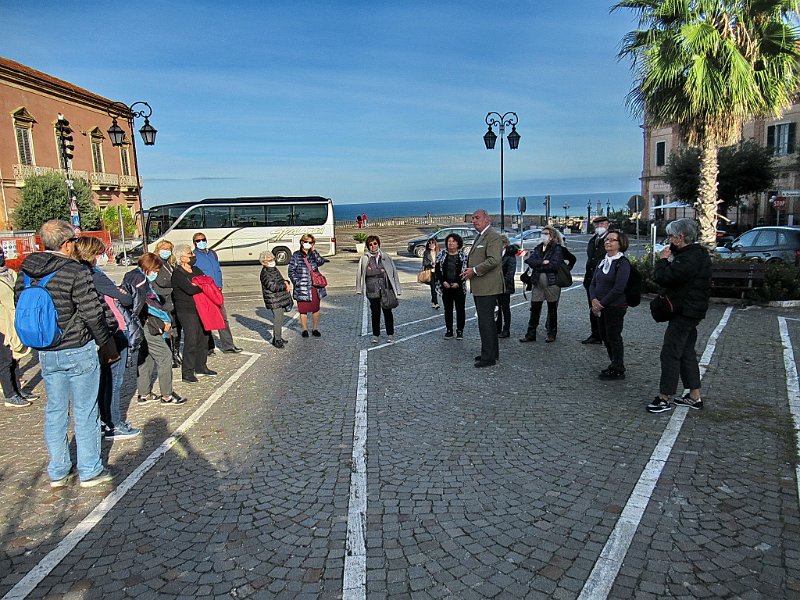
[2,1,643,207]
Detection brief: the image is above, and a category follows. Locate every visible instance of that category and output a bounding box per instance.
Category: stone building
[0,56,142,230]
[641,106,800,229]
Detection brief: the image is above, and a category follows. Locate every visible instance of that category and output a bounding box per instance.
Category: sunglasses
[194,238,207,243]
[68,237,78,242]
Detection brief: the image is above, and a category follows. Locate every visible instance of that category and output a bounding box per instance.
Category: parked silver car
[509,228,543,251]
[406,227,477,257]
[715,226,800,264]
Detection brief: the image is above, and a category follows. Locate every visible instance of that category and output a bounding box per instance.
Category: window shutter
[767,125,775,154]
[15,128,32,165]
[788,123,796,154]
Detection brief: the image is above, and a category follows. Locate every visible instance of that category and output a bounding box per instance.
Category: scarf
[600,252,624,274]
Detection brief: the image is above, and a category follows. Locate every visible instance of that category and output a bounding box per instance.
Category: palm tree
[613,0,800,248]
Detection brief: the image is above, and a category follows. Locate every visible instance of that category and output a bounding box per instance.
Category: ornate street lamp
[107,101,157,251]
[484,112,520,232]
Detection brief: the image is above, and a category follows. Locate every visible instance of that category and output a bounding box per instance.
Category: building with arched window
[0,57,142,230]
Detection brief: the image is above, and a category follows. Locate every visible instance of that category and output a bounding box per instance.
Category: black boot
[171,344,182,368]
[520,302,542,342]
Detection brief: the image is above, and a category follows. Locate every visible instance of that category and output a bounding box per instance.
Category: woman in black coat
[495,238,518,338]
[259,251,293,348]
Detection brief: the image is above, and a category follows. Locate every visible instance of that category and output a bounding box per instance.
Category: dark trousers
[599,306,627,371]
[208,302,236,351]
[429,278,438,304]
[179,310,210,377]
[495,293,511,334]
[0,333,16,398]
[585,285,600,337]
[368,297,394,336]
[474,295,499,362]
[660,315,702,395]
[441,287,466,333]
[525,301,558,339]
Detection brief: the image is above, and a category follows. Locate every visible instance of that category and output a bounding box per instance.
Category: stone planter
[355,242,366,255]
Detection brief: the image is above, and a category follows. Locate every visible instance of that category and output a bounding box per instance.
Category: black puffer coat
[260,267,292,310]
[654,243,712,319]
[14,252,111,350]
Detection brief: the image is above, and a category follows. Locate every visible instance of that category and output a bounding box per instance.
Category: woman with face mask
[72,237,140,435]
[288,233,328,337]
[171,243,213,384]
[124,253,187,405]
[152,240,182,368]
[356,235,401,343]
[259,251,293,348]
[0,245,35,408]
[519,226,564,343]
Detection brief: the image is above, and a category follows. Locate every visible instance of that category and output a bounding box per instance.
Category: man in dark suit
[462,210,504,367]
[582,216,609,344]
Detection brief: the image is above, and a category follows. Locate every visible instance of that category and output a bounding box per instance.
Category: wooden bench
[711,262,767,299]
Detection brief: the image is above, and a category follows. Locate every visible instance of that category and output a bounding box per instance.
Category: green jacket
[467,226,504,296]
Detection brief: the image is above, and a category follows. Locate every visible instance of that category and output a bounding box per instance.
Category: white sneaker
[371,337,379,344]
[387,336,394,343]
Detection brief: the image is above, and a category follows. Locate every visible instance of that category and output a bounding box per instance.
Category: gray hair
[665,218,699,244]
[259,251,274,265]
[174,243,193,262]
[39,220,75,251]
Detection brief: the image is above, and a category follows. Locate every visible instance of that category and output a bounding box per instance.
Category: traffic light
[56,114,74,169]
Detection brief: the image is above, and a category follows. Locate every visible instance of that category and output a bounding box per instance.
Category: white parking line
[2,352,262,600]
[578,306,733,600]
[778,317,800,503]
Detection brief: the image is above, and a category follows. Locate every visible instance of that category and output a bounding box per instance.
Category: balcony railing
[118,174,141,189]
[12,164,89,185]
[90,172,119,189]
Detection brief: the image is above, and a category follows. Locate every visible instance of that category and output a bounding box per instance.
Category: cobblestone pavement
[1,253,800,599]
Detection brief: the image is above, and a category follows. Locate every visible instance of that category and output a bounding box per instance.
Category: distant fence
[336,214,467,228]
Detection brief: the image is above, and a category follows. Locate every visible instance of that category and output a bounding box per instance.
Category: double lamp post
[483,112,520,232]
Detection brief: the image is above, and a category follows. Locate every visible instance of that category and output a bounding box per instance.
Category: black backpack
[616,257,642,307]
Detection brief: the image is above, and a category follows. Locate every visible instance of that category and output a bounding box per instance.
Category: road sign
[774,196,786,209]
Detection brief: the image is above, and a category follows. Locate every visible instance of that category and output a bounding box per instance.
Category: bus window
[232,206,266,227]
[174,207,203,229]
[266,205,291,226]
[204,206,232,228]
[294,204,327,226]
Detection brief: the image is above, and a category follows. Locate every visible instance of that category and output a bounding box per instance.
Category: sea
[336,191,638,220]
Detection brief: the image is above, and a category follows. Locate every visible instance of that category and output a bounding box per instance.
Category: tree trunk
[697,141,719,251]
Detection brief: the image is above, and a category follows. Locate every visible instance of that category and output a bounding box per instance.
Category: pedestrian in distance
[15,220,118,488]
[362,213,368,227]
[495,236,518,339]
[435,233,468,340]
[356,214,363,229]
[0,244,34,408]
[72,237,141,439]
[172,244,215,384]
[152,239,182,368]
[422,238,439,309]
[259,250,293,348]
[192,232,242,355]
[288,233,328,338]
[589,231,631,380]
[356,235,401,344]
[582,216,610,344]
[519,226,563,343]
[647,218,712,413]
[462,209,504,367]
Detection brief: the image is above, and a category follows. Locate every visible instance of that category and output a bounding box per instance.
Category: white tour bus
[144,196,336,265]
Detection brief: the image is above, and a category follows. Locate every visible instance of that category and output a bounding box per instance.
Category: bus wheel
[274,247,291,265]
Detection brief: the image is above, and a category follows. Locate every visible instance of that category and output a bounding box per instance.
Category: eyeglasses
[368,242,380,247]
[605,237,620,243]
[67,237,78,243]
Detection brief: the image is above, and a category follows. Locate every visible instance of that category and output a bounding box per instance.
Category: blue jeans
[40,341,102,481]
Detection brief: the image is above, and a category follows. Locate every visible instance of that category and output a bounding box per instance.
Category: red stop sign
[774,196,786,208]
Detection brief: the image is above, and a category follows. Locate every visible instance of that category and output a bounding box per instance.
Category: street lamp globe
[107,119,126,147]
[139,117,157,146]
[483,126,497,150]
[507,125,520,150]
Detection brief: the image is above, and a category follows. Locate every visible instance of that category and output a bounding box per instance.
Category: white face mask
[540,235,550,243]
[302,242,312,250]
[595,226,607,236]
[95,254,109,267]
[266,261,276,268]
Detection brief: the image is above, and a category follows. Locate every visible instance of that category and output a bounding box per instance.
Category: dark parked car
[115,243,144,266]
[715,226,800,264]
[406,226,478,257]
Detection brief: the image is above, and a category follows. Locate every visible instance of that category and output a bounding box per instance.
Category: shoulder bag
[650,293,680,322]
[303,256,328,288]
[417,269,432,284]
[380,274,399,309]
[555,261,573,288]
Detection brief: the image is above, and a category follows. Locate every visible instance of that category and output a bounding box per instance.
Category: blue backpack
[14,270,63,349]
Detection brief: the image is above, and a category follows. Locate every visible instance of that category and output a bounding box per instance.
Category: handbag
[650,293,680,322]
[380,275,399,309]
[303,256,328,288]
[520,269,533,290]
[555,261,573,288]
[417,269,432,284]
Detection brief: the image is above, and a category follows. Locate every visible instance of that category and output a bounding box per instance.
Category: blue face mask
[158,250,172,260]
[146,272,158,282]
[195,241,208,250]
